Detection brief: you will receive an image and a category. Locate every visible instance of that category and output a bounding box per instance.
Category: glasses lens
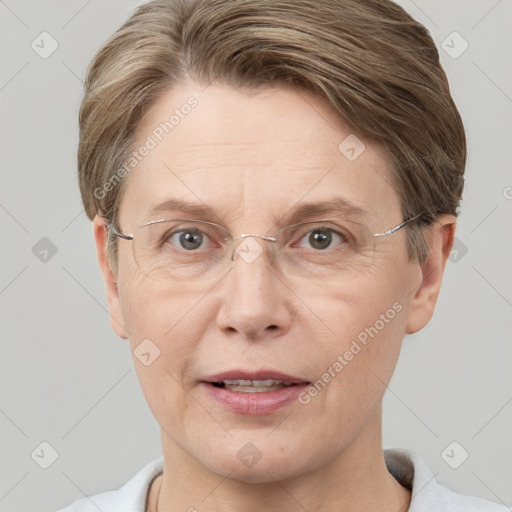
[133,220,231,282]
[275,220,375,281]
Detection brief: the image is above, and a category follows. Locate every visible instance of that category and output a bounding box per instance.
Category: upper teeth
[220,379,293,386]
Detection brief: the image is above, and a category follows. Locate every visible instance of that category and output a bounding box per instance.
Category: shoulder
[384,448,509,512]
[54,456,164,512]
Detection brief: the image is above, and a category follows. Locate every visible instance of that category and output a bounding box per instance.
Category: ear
[92,215,129,339]
[405,214,456,335]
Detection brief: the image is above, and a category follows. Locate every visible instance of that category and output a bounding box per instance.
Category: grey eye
[308,229,332,250]
[297,228,345,251]
[169,229,207,250]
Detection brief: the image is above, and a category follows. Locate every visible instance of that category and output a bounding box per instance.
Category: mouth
[210,379,297,393]
[201,370,310,415]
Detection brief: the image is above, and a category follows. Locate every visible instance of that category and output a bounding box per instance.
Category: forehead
[119,82,401,227]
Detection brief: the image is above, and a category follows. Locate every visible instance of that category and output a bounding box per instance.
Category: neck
[150,410,410,512]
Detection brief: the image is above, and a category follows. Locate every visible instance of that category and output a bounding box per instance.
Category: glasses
[108,215,421,284]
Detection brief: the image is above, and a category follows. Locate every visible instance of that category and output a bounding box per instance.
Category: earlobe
[405,215,456,335]
[92,215,129,339]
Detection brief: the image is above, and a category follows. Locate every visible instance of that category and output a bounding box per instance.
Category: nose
[216,235,292,340]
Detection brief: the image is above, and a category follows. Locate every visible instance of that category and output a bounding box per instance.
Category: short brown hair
[78,0,466,264]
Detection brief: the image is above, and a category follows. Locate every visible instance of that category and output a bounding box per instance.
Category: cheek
[302,269,408,406]
[116,243,191,340]
[117,276,205,427]
[116,268,215,393]
[314,261,407,337]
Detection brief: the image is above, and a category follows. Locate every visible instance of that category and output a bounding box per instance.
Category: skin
[93,82,455,512]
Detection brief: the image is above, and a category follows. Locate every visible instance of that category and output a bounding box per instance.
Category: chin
[210,458,300,484]
[198,438,319,484]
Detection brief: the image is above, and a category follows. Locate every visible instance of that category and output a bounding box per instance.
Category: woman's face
[108,82,426,482]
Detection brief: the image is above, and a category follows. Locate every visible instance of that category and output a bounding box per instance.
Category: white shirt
[56,448,509,511]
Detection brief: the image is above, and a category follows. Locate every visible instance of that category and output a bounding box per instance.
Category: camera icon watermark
[32,237,58,263]
[441,441,469,469]
[237,442,262,468]
[503,186,512,200]
[236,237,264,264]
[31,441,59,469]
[31,31,59,59]
[449,237,468,263]
[441,31,469,59]
[134,338,161,366]
[338,134,366,162]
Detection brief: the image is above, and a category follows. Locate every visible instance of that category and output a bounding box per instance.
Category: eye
[296,227,348,251]
[167,228,210,251]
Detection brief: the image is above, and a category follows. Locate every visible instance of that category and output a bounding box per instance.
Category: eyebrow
[144,196,367,225]
[145,199,221,224]
[282,198,366,223]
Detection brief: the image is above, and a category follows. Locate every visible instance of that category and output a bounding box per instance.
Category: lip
[200,369,310,415]
[202,369,308,384]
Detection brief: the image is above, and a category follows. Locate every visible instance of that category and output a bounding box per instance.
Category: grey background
[0,0,511,510]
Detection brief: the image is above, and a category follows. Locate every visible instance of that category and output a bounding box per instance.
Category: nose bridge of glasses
[230,233,278,262]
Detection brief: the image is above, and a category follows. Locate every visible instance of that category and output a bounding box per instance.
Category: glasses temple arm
[373,214,422,238]
[105,221,134,241]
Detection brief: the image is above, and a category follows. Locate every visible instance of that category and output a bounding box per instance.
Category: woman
[57,0,507,510]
